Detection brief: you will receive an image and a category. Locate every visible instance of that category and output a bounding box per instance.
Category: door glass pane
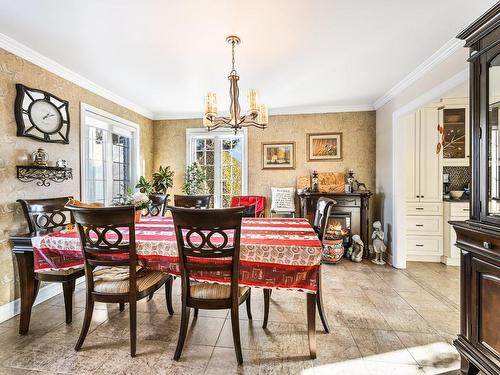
[221,138,242,207]
[188,133,244,208]
[488,54,500,216]
[85,127,106,204]
[112,133,131,201]
[442,108,466,159]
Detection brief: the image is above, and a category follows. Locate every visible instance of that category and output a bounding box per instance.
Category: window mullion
[105,129,113,205]
[214,137,222,208]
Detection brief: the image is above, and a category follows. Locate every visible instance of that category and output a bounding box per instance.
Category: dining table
[12,216,326,358]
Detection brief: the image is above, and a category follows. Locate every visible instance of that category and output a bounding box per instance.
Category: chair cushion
[35,264,84,276]
[93,266,143,281]
[190,282,249,300]
[94,271,166,294]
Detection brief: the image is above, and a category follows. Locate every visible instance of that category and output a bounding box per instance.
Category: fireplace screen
[326,213,351,237]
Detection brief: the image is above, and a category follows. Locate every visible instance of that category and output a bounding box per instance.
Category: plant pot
[321,237,345,264]
[135,210,142,223]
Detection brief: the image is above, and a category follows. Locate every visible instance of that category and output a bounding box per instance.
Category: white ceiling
[0,0,496,119]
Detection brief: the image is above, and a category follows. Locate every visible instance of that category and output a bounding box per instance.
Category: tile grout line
[399,269,459,311]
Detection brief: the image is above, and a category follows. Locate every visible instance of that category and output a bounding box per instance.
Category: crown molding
[373,37,465,110]
[0,32,154,119]
[153,104,374,120]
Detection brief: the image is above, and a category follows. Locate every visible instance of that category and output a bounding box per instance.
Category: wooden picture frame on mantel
[307,132,343,161]
[262,142,296,169]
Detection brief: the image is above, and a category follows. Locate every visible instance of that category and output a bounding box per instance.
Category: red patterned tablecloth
[31,217,322,293]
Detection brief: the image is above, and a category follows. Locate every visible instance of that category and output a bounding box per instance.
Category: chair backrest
[174,194,212,209]
[67,205,137,294]
[18,196,74,233]
[144,193,169,216]
[270,187,295,212]
[230,196,266,217]
[313,197,336,240]
[168,206,245,300]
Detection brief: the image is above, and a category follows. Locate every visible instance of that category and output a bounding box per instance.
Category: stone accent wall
[153,111,376,219]
[0,48,154,306]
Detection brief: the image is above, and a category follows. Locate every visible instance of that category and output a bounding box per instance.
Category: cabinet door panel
[442,104,470,166]
[471,257,500,362]
[404,112,420,202]
[419,107,443,202]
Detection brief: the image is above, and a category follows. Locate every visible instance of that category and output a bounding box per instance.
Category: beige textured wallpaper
[153,111,376,217]
[0,48,154,306]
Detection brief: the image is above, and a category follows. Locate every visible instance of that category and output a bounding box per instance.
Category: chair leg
[62,280,75,324]
[148,292,155,301]
[245,290,252,320]
[262,289,272,329]
[129,299,137,357]
[119,302,125,312]
[174,306,191,361]
[74,292,94,351]
[316,270,330,333]
[194,308,199,318]
[165,277,174,315]
[230,304,243,365]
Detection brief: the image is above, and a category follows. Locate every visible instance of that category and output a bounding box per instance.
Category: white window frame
[80,103,141,204]
[186,127,248,208]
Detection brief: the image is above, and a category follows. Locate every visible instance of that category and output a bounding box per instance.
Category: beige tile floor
[0,261,472,374]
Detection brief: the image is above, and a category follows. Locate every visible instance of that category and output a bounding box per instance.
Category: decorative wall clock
[14,84,70,144]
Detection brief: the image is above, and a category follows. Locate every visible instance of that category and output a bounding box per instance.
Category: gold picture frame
[307,132,343,161]
[262,142,296,169]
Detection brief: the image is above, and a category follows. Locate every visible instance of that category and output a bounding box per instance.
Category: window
[81,104,139,205]
[186,128,248,208]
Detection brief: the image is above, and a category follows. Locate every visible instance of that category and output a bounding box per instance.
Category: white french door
[81,104,139,205]
[186,128,248,208]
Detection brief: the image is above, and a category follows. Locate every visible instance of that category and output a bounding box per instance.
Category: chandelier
[203,35,268,132]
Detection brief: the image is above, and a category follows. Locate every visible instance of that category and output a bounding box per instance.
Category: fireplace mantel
[297,191,372,258]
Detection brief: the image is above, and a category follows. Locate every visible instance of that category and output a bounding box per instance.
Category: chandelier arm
[241,120,267,129]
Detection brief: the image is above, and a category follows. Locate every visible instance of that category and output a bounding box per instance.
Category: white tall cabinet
[404,107,444,262]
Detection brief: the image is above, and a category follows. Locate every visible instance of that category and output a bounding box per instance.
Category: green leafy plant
[135,176,153,194]
[182,162,207,195]
[152,165,174,194]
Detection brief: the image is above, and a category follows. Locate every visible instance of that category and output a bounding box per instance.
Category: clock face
[15,84,70,144]
[29,100,62,134]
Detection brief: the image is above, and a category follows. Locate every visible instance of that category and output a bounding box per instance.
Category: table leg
[307,293,317,359]
[316,268,330,333]
[14,251,39,335]
[262,289,272,329]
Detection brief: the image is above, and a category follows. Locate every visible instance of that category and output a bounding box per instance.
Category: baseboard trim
[0,279,84,324]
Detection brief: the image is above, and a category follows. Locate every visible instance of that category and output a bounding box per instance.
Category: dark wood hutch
[297,191,372,258]
[454,4,500,375]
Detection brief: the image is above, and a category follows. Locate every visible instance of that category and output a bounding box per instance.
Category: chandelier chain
[231,40,236,74]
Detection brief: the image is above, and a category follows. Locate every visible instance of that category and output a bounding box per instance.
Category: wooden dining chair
[17,197,85,326]
[169,206,251,364]
[68,205,174,357]
[313,197,337,241]
[173,194,212,209]
[143,193,169,216]
[262,197,334,333]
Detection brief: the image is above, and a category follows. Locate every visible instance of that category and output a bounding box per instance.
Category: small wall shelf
[16,165,73,187]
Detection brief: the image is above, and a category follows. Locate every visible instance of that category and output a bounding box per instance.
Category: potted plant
[152,165,174,194]
[114,187,150,223]
[182,162,207,195]
[135,176,153,194]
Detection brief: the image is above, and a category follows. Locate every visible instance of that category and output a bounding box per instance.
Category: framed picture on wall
[262,142,296,169]
[307,132,343,161]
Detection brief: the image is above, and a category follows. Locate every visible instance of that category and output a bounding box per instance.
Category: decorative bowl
[450,190,464,200]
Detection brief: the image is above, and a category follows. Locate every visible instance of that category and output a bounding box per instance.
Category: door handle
[415,224,424,227]
[415,207,424,210]
[415,244,424,247]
